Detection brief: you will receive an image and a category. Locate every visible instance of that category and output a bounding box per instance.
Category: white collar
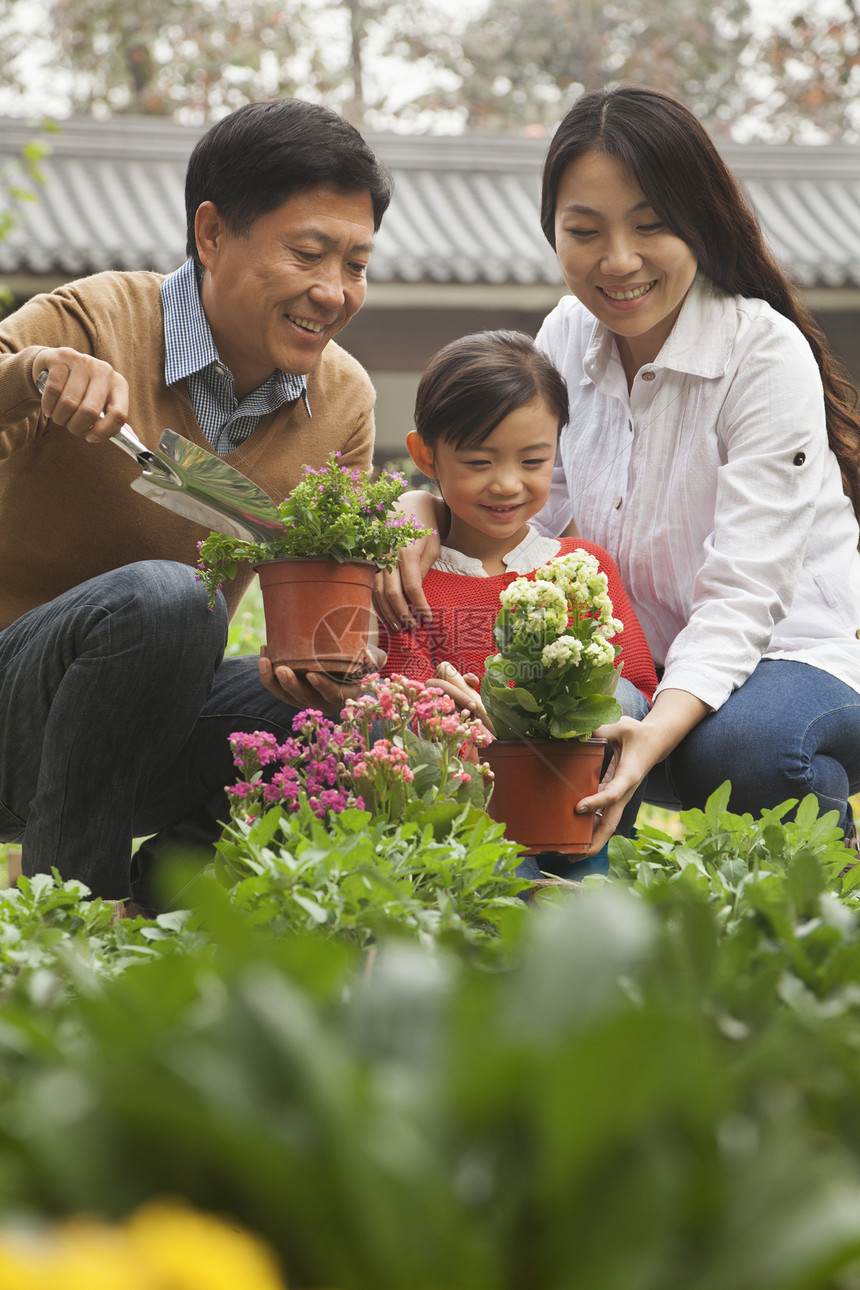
[433,526,561,577]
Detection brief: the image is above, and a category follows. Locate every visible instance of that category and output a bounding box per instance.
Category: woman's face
[553,150,698,370]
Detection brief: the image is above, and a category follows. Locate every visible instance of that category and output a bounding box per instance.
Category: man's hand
[33,347,129,442]
[258,645,386,716]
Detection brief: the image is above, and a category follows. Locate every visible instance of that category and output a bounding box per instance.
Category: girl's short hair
[414,330,569,450]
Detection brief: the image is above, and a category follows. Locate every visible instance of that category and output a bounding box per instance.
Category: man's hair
[414,330,569,450]
[185,98,393,261]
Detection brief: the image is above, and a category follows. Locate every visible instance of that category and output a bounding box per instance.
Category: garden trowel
[36,370,286,542]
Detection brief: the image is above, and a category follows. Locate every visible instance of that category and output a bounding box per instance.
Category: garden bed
[2,585,860,1288]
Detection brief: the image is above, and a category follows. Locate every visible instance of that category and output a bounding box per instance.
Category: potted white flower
[479,549,624,854]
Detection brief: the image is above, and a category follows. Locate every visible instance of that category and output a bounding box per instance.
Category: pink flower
[230,730,281,772]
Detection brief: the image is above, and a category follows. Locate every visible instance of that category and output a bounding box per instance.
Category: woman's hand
[576,688,710,852]
[258,646,386,716]
[374,490,444,629]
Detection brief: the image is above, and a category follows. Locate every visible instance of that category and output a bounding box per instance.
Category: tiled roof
[1,115,859,290]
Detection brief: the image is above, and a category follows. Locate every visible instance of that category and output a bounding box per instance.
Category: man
[0,99,392,911]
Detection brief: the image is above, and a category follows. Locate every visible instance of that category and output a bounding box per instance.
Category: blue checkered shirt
[161,258,311,457]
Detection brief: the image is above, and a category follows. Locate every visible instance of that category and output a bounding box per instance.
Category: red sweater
[380,538,657,702]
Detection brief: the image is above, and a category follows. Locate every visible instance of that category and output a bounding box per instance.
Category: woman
[381,83,860,851]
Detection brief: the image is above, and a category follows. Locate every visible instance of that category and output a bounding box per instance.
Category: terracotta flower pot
[254,557,378,680]
[480,737,607,854]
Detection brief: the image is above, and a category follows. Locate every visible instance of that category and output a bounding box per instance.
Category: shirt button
[613,496,623,509]
[856,629,860,640]
[793,452,806,466]
[628,420,634,432]
[642,371,656,382]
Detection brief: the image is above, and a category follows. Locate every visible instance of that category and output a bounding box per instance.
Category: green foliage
[215,801,526,958]
[2,872,860,1288]
[2,786,860,1286]
[0,869,197,1005]
[609,783,860,1033]
[0,128,53,310]
[196,454,431,609]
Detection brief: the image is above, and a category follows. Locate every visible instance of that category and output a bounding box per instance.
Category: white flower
[501,578,569,636]
[534,551,615,623]
[584,638,615,667]
[596,616,624,641]
[541,637,583,668]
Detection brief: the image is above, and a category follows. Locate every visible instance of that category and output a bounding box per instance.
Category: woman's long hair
[541,83,860,520]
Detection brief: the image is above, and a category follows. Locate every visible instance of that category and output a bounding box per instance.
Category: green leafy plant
[6,788,860,1288]
[3,869,860,1290]
[0,869,192,1007]
[215,800,526,957]
[480,548,623,740]
[195,453,432,608]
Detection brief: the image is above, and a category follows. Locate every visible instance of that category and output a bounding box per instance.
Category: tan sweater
[0,271,376,628]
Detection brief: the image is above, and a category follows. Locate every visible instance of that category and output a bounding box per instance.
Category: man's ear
[194,201,225,270]
[406,430,437,480]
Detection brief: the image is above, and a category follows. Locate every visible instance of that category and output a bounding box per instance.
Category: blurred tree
[0,0,450,126]
[740,1,860,142]
[1,0,859,142]
[402,0,754,135]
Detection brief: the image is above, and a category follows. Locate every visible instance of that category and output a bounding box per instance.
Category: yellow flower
[126,1199,287,1290]
[0,1201,289,1290]
[0,1220,146,1290]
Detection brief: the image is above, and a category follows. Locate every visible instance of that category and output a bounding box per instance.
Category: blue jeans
[0,561,298,907]
[645,659,860,835]
[516,676,651,883]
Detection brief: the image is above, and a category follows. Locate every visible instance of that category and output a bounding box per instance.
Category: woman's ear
[406,430,437,480]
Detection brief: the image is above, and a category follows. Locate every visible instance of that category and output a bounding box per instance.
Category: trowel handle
[34,368,158,467]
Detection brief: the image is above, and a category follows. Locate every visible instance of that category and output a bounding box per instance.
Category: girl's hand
[373,490,444,629]
[432,662,494,734]
[258,646,386,716]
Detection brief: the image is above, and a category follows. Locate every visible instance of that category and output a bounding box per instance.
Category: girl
[377,329,656,737]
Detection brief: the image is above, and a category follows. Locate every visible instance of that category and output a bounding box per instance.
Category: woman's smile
[597,280,657,305]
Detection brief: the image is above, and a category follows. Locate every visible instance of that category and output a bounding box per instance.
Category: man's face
[196,185,375,398]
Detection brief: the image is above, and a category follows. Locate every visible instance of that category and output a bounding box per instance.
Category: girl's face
[553,150,698,372]
[408,397,558,562]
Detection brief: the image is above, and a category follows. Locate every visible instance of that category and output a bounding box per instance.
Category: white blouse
[533,274,860,708]
[434,525,561,577]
